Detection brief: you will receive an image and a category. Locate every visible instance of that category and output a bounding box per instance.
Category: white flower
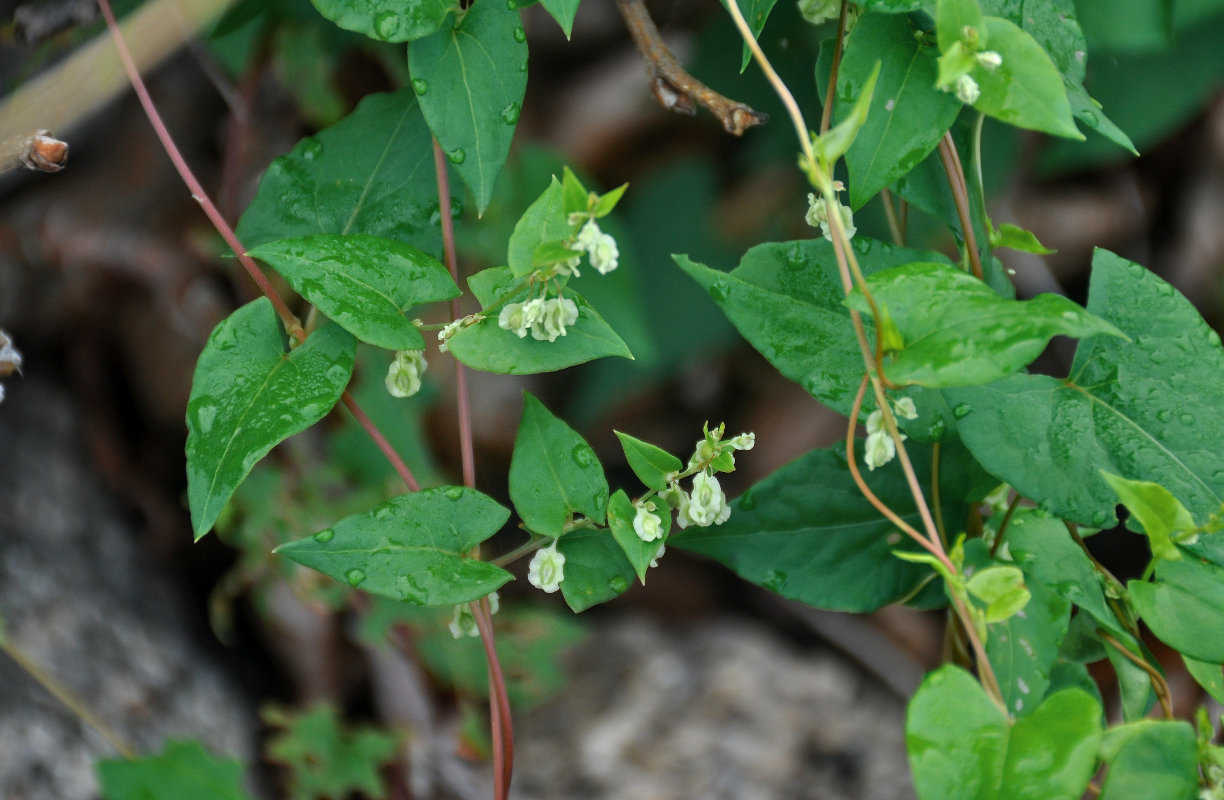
[672,487,693,529]
[649,544,665,569]
[499,302,530,338]
[684,471,731,527]
[554,255,582,278]
[437,319,462,353]
[805,193,856,241]
[575,219,619,274]
[892,397,918,420]
[527,540,566,593]
[447,592,500,638]
[863,431,895,470]
[632,502,665,542]
[727,432,756,450]
[976,50,1002,70]
[955,73,980,105]
[797,0,839,25]
[385,350,427,398]
[530,298,579,342]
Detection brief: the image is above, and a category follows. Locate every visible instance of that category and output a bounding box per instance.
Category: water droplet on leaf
[952,403,974,419]
[345,568,367,587]
[513,25,527,42]
[571,445,594,467]
[412,78,429,96]
[500,102,521,124]
[447,148,466,164]
[374,11,399,39]
[762,569,787,592]
[608,575,629,592]
[445,486,465,500]
[313,529,335,543]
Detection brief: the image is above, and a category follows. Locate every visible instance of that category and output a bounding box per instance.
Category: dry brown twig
[1,130,69,174]
[615,0,768,136]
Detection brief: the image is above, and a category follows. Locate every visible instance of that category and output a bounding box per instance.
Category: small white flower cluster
[662,426,755,530]
[806,193,856,242]
[954,73,980,105]
[863,397,918,471]
[448,592,500,639]
[573,219,619,275]
[527,539,566,593]
[796,0,838,25]
[632,500,665,542]
[385,349,427,398]
[498,297,579,342]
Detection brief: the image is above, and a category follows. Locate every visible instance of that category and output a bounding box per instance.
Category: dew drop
[608,575,629,592]
[345,568,367,587]
[447,148,466,164]
[513,25,526,42]
[1079,109,1099,129]
[709,277,731,303]
[571,445,594,467]
[300,139,323,161]
[412,78,429,96]
[374,505,394,521]
[762,570,787,592]
[1091,510,1109,527]
[519,59,528,73]
[500,101,521,124]
[952,402,974,419]
[374,11,399,40]
[313,529,335,543]
[444,486,465,500]
[1180,413,1195,425]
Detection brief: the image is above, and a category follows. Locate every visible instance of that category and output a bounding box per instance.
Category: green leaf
[907,665,1009,800]
[812,62,881,170]
[1129,557,1224,663]
[674,237,955,417]
[1100,472,1195,562]
[509,392,609,536]
[275,487,513,605]
[991,222,1056,254]
[987,575,1070,716]
[998,688,1101,800]
[967,564,1031,622]
[409,0,528,214]
[845,261,1124,387]
[555,527,635,612]
[1104,634,1158,722]
[719,0,780,72]
[446,278,633,375]
[187,299,355,539]
[615,430,682,491]
[606,489,667,583]
[1184,656,1224,705]
[97,740,254,800]
[508,176,568,277]
[839,12,963,209]
[671,441,989,612]
[539,0,581,38]
[1098,721,1198,800]
[973,17,1083,140]
[310,0,456,42]
[947,249,1224,542]
[248,234,460,350]
[236,90,443,254]
[263,703,399,800]
[937,0,987,50]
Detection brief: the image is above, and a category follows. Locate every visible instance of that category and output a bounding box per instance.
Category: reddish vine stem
[99,0,423,494]
[817,0,850,135]
[1100,632,1175,719]
[471,596,514,799]
[938,134,985,281]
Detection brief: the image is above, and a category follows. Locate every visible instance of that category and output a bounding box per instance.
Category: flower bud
[386,350,427,398]
[632,502,665,542]
[576,219,619,274]
[684,471,731,527]
[528,541,566,593]
[955,73,981,105]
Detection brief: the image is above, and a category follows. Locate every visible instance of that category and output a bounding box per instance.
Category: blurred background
[2,0,1224,797]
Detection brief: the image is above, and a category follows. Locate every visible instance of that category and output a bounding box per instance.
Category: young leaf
[845,261,1125,387]
[236,91,442,255]
[1100,472,1195,562]
[615,430,683,490]
[509,392,609,537]
[606,489,667,583]
[973,17,1083,140]
[263,703,400,800]
[671,441,989,612]
[540,0,581,38]
[97,740,254,800]
[998,688,1101,799]
[947,249,1224,545]
[990,222,1056,254]
[275,487,513,605]
[187,299,355,540]
[936,0,987,52]
[675,237,955,417]
[248,234,460,350]
[311,0,457,42]
[555,527,636,612]
[839,12,963,209]
[409,0,528,214]
[1129,557,1224,663]
[812,62,881,172]
[1097,721,1199,800]
[508,176,568,277]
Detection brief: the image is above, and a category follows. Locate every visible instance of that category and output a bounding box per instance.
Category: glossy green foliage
[416,606,587,708]
[187,299,355,539]
[236,91,443,255]
[949,250,1224,542]
[672,441,989,612]
[1130,557,1224,663]
[97,740,254,800]
[263,703,400,800]
[972,17,1083,140]
[311,0,456,42]
[1101,472,1195,562]
[445,266,632,374]
[1184,657,1224,704]
[539,0,581,38]
[846,261,1124,387]
[508,392,609,537]
[718,0,779,71]
[606,489,667,583]
[1098,721,1199,800]
[275,487,513,605]
[675,237,954,417]
[555,527,636,612]
[508,176,568,278]
[615,431,682,491]
[409,0,528,214]
[907,666,1102,800]
[248,233,460,350]
[839,12,962,209]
